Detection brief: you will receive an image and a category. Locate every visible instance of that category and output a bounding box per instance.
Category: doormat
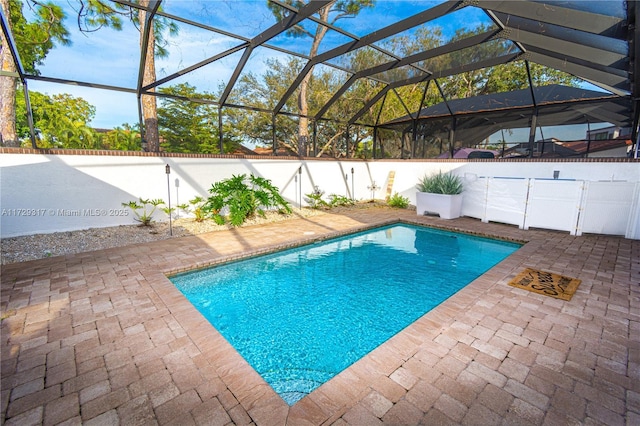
[508,268,581,301]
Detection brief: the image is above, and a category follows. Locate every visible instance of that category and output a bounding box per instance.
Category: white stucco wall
[1,152,639,239]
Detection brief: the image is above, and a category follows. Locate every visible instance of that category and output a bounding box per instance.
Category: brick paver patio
[1,208,638,425]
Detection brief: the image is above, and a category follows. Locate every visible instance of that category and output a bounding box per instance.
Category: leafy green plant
[387,192,410,209]
[122,198,165,226]
[305,186,329,209]
[416,171,463,195]
[161,206,175,217]
[328,194,355,207]
[176,203,190,218]
[204,174,292,226]
[183,196,208,222]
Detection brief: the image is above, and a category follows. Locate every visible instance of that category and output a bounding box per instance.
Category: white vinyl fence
[461,176,639,237]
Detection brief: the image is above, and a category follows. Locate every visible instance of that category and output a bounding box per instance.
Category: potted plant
[415,171,464,219]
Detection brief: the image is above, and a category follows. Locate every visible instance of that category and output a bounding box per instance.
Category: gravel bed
[1,208,327,265]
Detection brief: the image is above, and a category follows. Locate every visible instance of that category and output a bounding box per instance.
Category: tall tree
[230,56,350,156]
[268,0,373,156]
[100,124,140,151]
[158,83,241,154]
[0,0,69,146]
[15,90,98,148]
[137,0,158,151]
[76,0,177,152]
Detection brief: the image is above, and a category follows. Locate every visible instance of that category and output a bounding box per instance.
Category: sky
[21,0,612,141]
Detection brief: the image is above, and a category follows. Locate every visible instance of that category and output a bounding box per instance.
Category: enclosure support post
[525,60,537,108]
[585,117,592,158]
[373,126,378,159]
[372,93,387,159]
[436,79,456,158]
[411,81,430,158]
[135,0,161,152]
[0,10,36,148]
[632,102,640,158]
[525,61,539,159]
[527,109,538,158]
[449,117,457,158]
[272,114,277,155]
[218,106,223,154]
[312,121,317,157]
[137,98,145,151]
[21,82,37,148]
[538,125,546,156]
[345,125,350,158]
[411,121,417,158]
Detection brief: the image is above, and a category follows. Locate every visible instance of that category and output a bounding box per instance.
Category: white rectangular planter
[416,192,463,219]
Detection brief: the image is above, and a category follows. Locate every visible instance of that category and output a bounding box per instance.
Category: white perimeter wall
[1,152,639,239]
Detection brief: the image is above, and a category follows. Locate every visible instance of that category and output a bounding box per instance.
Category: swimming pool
[170,224,520,405]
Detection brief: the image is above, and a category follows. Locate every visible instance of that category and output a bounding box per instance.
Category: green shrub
[204,174,292,226]
[189,196,208,222]
[175,196,207,222]
[304,188,355,210]
[176,203,190,218]
[416,171,463,194]
[387,192,410,209]
[161,206,175,218]
[328,194,355,207]
[122,198,165,226]
[305,186,329,209]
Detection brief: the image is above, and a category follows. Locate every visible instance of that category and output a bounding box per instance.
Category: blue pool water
[170,224,520,405]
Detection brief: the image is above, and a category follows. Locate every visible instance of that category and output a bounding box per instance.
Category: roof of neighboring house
[553,138,631,155]
[252,146,299,156]
[230,145,259,156]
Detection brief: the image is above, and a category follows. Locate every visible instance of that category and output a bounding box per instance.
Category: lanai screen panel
[1,0,635,155]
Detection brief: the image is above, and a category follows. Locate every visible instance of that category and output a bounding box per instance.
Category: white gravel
[1,209,325,265]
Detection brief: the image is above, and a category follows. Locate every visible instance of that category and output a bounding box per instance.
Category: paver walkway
[1,208,638,425]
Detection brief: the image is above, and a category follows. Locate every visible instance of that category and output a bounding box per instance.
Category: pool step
[264,368,334,405]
